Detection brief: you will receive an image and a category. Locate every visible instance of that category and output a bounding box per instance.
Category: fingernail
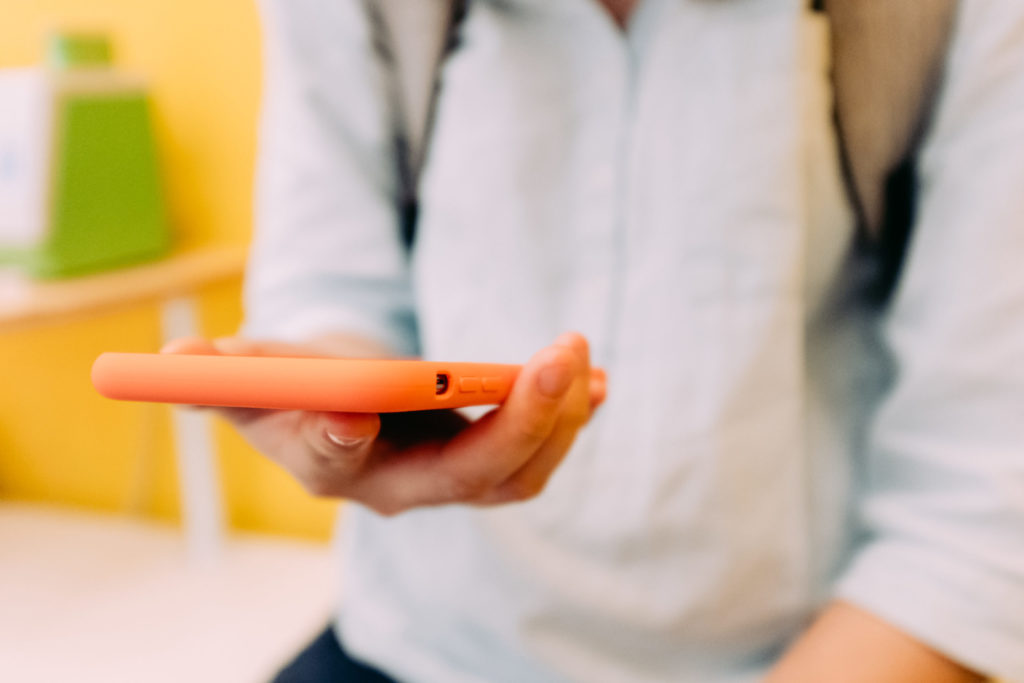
[326,431,369,449]
[537,363,573,398]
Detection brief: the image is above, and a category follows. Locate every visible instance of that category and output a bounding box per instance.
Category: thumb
[301,411,382,470]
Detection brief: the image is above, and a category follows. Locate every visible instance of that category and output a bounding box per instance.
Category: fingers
[319,411,381,452]
[353,332,593,514]
[482,333,593,504]
[437,334,582,493]
[160,332,606,515]
[281,411,382,496]
[158,335,396,500]
[232,408,384,498]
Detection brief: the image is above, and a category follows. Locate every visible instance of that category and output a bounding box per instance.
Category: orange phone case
[91,353,521,413]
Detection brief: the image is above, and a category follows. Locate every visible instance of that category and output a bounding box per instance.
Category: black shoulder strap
[826,0,958,240]
[372,0,958,258]
[366,0,466,248]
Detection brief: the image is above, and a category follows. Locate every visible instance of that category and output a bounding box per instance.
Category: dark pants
[271,625,397,683]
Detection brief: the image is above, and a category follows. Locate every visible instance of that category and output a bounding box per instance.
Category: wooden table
[0,245,247,333]
[0,245,249,564]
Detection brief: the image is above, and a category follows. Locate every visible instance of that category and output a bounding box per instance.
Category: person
[166,0,1024,680]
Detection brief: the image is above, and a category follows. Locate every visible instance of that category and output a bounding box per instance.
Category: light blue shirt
[246,0,1024,680]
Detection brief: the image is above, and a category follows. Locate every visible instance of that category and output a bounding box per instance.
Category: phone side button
[481,377,502,393]
[459,377,481,393]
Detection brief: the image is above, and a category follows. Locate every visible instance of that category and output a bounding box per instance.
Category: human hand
[161,333,606,515]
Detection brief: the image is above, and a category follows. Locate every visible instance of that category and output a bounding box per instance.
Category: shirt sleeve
[834,2,1024,679]
[242,0,418,356]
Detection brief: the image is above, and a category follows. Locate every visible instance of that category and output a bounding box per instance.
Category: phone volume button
[459,377,481,392]
[481,378,501,393]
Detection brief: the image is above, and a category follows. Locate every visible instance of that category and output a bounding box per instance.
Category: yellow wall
[0,0,337,539]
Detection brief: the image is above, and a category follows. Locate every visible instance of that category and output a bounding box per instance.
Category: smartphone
[91,352,521,413]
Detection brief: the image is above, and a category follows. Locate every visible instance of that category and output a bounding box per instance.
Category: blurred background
[0,1,340,680]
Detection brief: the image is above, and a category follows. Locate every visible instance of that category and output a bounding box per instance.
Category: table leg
[160,295,225,564]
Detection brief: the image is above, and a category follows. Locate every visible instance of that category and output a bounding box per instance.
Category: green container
[0,34,171,278]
